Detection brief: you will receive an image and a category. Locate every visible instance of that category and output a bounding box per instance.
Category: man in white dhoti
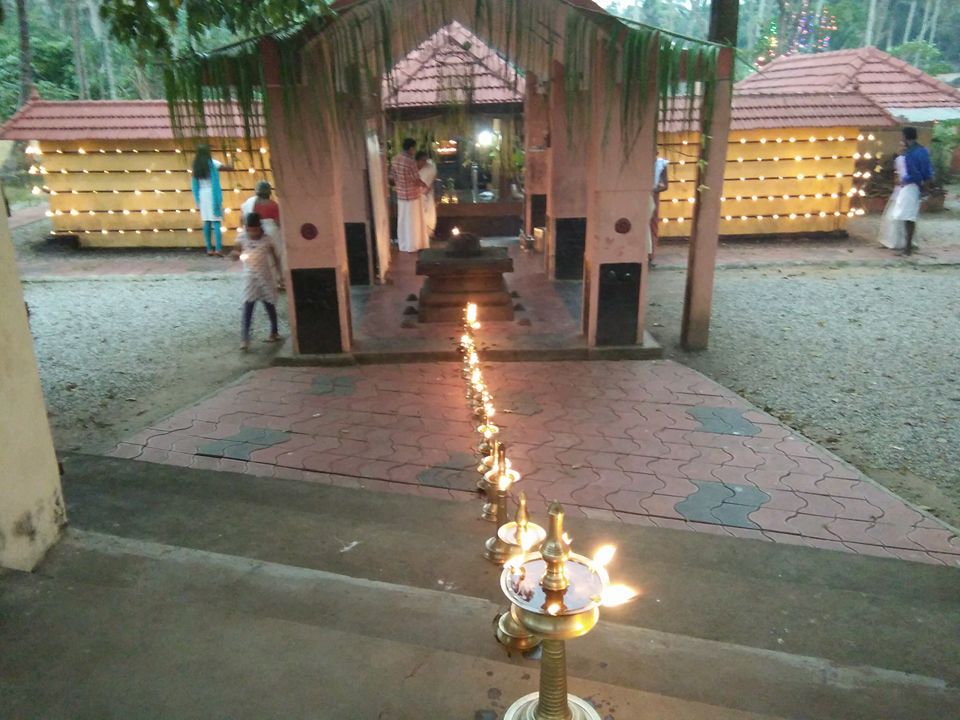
[416,150,438,242]
[390,138,428,253]
[891,126,933,256]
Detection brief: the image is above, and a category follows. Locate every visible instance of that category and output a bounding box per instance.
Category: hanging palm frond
[162,0,725,167]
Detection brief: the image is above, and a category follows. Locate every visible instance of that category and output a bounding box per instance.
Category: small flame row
[458,303,637,611]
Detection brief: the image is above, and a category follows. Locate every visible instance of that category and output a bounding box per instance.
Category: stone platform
[415,246,514,322]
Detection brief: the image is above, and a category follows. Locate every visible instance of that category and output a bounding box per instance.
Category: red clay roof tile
[383,21,524,109]
[0,99,264,141]
[737,47,960,111]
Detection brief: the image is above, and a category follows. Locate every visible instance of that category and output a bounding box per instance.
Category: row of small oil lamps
[458,302,637,719]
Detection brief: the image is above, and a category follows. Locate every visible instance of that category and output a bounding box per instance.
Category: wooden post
[680,38,736,350]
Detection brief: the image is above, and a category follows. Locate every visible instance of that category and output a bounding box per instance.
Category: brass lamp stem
[536,639,572,720]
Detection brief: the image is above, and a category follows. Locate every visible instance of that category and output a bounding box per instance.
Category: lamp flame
[593,545,616,568]
[546,602,562,616]
[562,532,573,545]
[452,227,461,237]
[239,252,249,262]
[601,585,639,607]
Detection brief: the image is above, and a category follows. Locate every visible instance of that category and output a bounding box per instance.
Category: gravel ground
[647,264,960,527]
[22,275,287,454]
[12,206,960,527]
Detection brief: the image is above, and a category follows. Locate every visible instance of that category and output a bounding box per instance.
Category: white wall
[0,196,65,570]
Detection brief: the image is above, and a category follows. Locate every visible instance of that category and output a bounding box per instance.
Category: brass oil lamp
[495,492,547,652]
[483,443,520,565]
[500,502,637,720]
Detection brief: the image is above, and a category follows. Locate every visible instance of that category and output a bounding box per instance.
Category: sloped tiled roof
[0,96,264,141]
[737,47,960,111]
[657,91,897,133]
[384,21,524,109]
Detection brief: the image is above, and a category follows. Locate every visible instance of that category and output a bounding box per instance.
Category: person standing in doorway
[241,180,284,290]
[191,144,232,257]
[892,126,933,256]
[390,138,427,253]
[416,150,438,243]
[647,155,669,264]
[233,212,282,352]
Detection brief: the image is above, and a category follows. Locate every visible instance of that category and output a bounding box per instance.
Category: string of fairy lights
[656,132,882,225]
[28,129,882,237]
[25,142,272,238]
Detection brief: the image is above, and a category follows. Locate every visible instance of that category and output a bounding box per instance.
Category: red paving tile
[115,359,960,566]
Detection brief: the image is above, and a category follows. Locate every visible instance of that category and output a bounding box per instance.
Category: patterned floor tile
[118,359,959,566]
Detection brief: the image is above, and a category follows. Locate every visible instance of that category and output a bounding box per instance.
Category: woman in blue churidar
[191,144,232,256]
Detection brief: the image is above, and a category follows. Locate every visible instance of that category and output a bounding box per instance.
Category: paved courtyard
[111,359,959,566]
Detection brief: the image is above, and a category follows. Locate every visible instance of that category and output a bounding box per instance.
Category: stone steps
[2,452,954,718]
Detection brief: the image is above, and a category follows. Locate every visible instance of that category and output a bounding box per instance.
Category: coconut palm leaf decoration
[162,0,725,165]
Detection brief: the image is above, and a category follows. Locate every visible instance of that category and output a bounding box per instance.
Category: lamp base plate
[503,692,602,720]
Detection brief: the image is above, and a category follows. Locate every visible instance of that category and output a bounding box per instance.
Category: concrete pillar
[545,60,587,280]
[262,39,352,355]
[0,208,65,570]
[680,46,735,351]
[583,47,656,347]
[339,104,376,287]
[523,72,550,238]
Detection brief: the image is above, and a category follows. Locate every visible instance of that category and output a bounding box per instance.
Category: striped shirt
[390,153,424,201]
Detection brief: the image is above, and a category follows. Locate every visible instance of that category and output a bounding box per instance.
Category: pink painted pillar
[583,50,656,347]
[262,39,352,354]
[523,72,550,238]
[681,46,734,351]
[545,60,587,279]
[339,103,376,286]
